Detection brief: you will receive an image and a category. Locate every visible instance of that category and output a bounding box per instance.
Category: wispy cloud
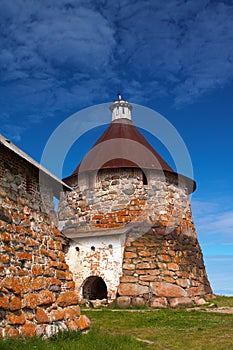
[192,197,233,246]
[1,1,233,139]
[1,124,26,142]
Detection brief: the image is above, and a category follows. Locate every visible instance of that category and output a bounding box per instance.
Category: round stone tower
[59,95,213,307]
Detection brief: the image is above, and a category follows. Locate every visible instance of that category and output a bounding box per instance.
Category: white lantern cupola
[109,93,132,121]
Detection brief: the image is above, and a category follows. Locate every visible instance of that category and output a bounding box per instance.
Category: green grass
[210,295,233,307]
[0,329,145,350]
[0,296,233,350]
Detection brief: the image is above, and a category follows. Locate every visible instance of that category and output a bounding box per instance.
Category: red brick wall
[0,146,89,338]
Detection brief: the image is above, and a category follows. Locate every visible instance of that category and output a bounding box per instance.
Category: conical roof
[71,118,174,174]
[63,97,196,193]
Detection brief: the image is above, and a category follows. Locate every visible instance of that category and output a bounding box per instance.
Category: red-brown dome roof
[70,118,174,175]
[63,116,196,193]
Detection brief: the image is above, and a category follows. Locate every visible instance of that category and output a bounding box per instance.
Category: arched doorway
[82,276,107,300]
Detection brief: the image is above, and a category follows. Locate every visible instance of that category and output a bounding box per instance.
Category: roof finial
[117,92,122,100]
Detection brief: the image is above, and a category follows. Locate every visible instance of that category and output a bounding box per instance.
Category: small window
[142,172,148,185]
[62,244,69,254]
[122,107,125,114]
[75,247,80,252]
[91,246,95,251]
[108,244,113,249]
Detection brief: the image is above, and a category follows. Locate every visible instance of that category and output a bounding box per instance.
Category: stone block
[32,277,49,291]
[159,254,171,262]
[124,251,137,259]
[7,312,26,325]
[138,250,151,257]
[116,296,131,308]
[139,275,158,282]
[122,263,135,270]
[120,276,138,283]
[47,277,61,292]
[137,263,151,269]
[57,291,79,307]
[169,297,193,307]
[186,285,206,297]
[2,276,22,294]
[150,297,168,308]
[32,265,43,276]
[1,232,11,242]
[167,262,179,271]
[118,283,149,296]
[163,276,175,284]
[194,297,208,306]
[20,322,37,337]
[77,315,91,331]
[10,296,21,311]
[50,309,64,321]
[132,297,145,307]
[64,306,80,319]
[37,290,56,306]
[43,267,55,277]
[16,252,32,261]
[5,326,19,338]
[66,319,79,331]
[0,294,10,309]
[66,281,75,289]
[56,270,67,280]
[35,308,50,323]
[176,278,189,288]
[0,207,12,223]
[151,282,187,297]
[22,293,38,309]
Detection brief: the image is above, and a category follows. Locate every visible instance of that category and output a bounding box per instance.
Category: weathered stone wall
[0,146,89,338]
[117,226,212,308]
[59,168,194,235]
[60,168,212,306]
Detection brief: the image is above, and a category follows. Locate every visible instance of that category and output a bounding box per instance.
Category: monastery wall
[0,146,89,338]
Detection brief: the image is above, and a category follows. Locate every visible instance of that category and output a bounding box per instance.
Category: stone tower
[59,96,213,308]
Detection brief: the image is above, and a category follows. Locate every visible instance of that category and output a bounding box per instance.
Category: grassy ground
[0,296,233,350]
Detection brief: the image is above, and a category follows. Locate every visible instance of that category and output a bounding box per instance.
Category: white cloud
[1,0,233,139]
[191,197,233,246]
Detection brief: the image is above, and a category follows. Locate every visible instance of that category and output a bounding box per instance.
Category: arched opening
[82,276,107,300]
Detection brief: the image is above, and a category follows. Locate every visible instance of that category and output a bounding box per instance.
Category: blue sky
[0,0,233,295]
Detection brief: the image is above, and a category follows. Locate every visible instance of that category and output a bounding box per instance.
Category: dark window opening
[62,244,69,254]
[75,247,80,252]
[108,244,113,249]
[83,276,107,300]
[91,246,95,251]
[122,107,125,114]
[142,172,148,185]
